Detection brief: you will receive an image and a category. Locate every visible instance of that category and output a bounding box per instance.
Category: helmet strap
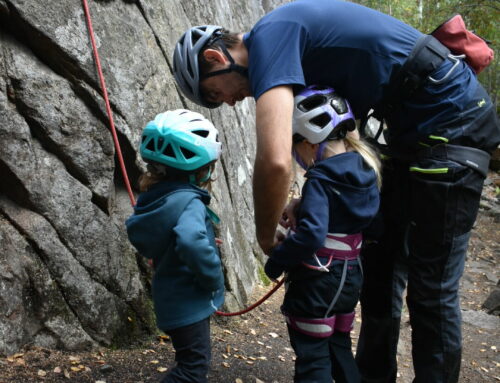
[189,168,212,186]
[316,142,327,163]
[201,40,248,80]
[292,148,308,170]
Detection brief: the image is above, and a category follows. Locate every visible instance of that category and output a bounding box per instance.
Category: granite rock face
[0,0,288,354]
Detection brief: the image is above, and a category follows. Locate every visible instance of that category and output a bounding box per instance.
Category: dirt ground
[1,186,499,383]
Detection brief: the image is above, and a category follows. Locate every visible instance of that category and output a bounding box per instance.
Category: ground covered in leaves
[1,181,499,383]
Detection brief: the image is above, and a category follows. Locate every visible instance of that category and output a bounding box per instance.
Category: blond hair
[323,135,382,189]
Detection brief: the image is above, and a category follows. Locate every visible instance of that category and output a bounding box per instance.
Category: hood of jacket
[304,151,379,234]
[126,181,210,260]
[305,151,376,191]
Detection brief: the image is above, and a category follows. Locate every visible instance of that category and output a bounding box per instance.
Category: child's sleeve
[271,178,329,264]
[173,198,224,291]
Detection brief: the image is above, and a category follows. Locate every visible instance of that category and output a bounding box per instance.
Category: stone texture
[0,0,289,354]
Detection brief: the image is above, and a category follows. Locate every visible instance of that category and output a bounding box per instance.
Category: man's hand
[253,85,294,253]
[261,230,286,255]
[279,198,301,231]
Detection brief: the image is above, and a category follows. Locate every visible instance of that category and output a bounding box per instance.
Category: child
[264,85,381,383]
[126,109,224,383]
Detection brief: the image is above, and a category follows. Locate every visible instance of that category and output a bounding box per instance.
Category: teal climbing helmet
[140,109,221,172]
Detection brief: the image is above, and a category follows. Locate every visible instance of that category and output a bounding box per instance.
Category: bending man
[172,0,500,381]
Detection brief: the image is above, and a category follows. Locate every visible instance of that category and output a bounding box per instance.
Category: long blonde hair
[323,134,382,189]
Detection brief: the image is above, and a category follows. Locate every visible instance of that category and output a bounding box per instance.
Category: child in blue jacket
[126,109,224,383]
[265,86,381,383]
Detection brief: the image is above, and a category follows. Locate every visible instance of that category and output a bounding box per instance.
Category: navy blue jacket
[270,152,379,268]
[126,181,224,331]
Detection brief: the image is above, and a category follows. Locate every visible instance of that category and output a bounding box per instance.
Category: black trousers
[283,261,363,382]
[356,152,487,383]
[161,317,211,383]
[289,326,361,383]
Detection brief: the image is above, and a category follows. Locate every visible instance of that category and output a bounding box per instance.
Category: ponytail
[344,135,382,189]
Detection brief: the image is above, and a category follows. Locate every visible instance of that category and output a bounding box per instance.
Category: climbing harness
[81,0,281,317]
[284,232,362,338]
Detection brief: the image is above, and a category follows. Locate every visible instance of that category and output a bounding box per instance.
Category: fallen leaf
[37,370,47,377]
[127,316,133,322]
[246,361,254,365]
[222,362,230,368]
[157,367,168,372]
[150,360,159,364]
[268,332,279,338]
[250,329,257,335]
[64,369,70,379]
[223,329,233,335]
[71,366,82,372]
[54,367,62,373]
[236,379,243,383]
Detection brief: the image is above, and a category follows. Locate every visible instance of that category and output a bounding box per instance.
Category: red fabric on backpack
[431,14,494,74]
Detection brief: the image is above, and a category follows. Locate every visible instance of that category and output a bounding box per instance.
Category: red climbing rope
[81,0,136,206]
[81,0,283,316]
[215,278,284,316]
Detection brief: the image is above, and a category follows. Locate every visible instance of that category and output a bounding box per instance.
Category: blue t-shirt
[243,0,485,149]
[244,0,421,118]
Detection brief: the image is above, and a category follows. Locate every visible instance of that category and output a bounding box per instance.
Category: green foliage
[258,264,272,286]
[351,0,499,110]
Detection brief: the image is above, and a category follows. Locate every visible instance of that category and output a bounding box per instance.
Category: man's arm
[253,85,294,253]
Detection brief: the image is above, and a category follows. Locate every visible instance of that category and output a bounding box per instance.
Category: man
[172,1,500,382]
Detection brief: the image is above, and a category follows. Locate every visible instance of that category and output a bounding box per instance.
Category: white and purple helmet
[293,85,356,144]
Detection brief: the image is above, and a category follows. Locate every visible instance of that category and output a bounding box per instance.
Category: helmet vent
[180,147,196,159]
[192,129,209,138]
[310,113,331,128]
[330,95,348,114]
[298,95,327,112]
[186,57,194,78]
[145,139,155,152]
[162,144,175,158]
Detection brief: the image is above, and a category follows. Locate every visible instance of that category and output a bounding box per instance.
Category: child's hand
[279,198,301,230]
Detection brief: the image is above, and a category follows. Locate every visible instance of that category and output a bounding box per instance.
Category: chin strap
[201,39,248,79]
[189,168,212,185]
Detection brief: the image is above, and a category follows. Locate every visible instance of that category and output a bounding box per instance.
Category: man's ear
[203,48,227,65]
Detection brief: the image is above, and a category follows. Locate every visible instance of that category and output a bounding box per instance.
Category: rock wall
[0,0,288,355]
